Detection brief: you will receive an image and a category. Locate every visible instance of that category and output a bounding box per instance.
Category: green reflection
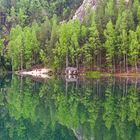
[0,75,139,140]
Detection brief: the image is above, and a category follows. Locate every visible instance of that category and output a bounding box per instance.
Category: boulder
[65,67,78,75]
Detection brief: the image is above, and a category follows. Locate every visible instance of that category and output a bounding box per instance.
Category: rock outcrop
[65,67,78,75]
[73,0,96,21]
[16,68,53,79]
[73,0,130,21]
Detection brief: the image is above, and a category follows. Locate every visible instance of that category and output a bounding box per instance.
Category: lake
[0,75,139,140]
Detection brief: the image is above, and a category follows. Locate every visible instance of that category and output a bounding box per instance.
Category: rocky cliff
[73,0,96,21]
[73,0,129,21]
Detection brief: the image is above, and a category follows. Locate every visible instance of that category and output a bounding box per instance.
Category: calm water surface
[0,75,139,140]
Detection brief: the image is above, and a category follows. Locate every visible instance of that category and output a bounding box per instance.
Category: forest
[0,0,140,73]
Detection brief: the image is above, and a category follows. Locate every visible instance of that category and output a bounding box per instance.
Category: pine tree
[54,22,70,68]
[104,20,116,72]
[120,29,129,72]
[105,0,115,22]
[129,30,139,73]
[132,0,139,23]
[8,25,23,71]
[115,10,133,72]
[47,15,59,66]
[17,8,27,26]
[137,6,140,24]
[70,20,81,68]
[88,17,101,69]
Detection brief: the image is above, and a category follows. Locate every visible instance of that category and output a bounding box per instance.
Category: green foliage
[129,30,139,70]
[53,19,81,68]
[0,0,139,72]
[104,20,116,68]
[84,71,112,78]
[84,71,103,78]
[8,23,40,70]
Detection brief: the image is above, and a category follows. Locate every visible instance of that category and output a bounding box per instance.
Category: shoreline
[14,67,140,79]
[16,68,53,79]
[81,70,140,78]
[114,73,140,78]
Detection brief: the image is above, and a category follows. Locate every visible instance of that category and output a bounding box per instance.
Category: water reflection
[0,75,139,140]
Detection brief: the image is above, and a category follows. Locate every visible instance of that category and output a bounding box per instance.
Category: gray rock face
[73,0,129,21]
[73,0,96,21]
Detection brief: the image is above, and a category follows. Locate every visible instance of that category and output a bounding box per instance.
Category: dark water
[0,75,140,140]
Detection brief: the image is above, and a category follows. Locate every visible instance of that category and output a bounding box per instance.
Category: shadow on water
[0,75,139,140]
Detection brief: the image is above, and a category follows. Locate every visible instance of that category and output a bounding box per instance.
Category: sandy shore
[16,68,140,80]
[16,68,53,79]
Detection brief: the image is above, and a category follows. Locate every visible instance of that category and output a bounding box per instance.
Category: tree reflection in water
[0,75,139,140]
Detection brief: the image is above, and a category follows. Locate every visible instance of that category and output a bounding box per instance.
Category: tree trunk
[66,51,69,68]
[20,54,23,70]
[124,54,126,73]
[135,60,138,73]
[76,57,78,69]
[113,56,115,73]
[12,56,14,72]
[120,61,122,73]
[99,51,102,71]
[20,48,23,70]
[126,54,128,73]
[96,55,98,69]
